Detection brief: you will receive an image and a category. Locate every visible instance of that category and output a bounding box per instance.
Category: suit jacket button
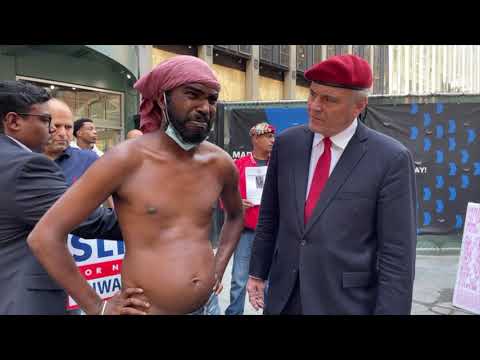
[300,240,306,246]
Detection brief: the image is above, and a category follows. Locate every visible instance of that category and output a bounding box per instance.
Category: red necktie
[304,137,332,224]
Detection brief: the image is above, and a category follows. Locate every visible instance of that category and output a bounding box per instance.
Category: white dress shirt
[6,135,32,152]
[70,140,104,157]
[306,119,358,197]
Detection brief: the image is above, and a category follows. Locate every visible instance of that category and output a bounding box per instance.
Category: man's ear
[353,97,368,118]
[3,112,22,132]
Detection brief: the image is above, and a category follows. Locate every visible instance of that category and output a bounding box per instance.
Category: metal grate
[297,45,307,71]
[272,45,280,64]
[280,45,290,67]
[327,45,336,58]
[260,45,273,62]
[239,45,252,55]
[336,45,349,55]
[314,45,323,63]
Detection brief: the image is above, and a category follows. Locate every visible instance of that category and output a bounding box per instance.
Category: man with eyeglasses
[0,80,150,315]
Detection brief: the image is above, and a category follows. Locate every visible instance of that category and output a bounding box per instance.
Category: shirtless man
[27,56,244,315]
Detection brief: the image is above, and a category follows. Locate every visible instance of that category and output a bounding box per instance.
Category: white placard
[245,166,267,205]
[452,202,480,314]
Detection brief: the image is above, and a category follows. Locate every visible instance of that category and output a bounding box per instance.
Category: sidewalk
[411,254,472,315]
[217,254,475,315]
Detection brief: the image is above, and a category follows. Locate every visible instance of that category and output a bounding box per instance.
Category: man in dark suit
[0,80,149,315]
[246,55,417,315]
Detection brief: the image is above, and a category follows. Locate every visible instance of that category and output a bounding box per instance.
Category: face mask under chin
[164,108,211,151]
[164,123,199,151]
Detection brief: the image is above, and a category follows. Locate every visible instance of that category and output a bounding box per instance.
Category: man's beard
[167,106,213,144]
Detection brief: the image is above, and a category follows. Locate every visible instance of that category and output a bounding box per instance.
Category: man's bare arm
[27,144,144,314]
[214,155,244,289]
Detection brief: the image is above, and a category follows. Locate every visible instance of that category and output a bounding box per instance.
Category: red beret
[304,54,373,90]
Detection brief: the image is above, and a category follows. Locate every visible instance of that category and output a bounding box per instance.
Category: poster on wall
[366,103,480,235]
[228,107,309,159]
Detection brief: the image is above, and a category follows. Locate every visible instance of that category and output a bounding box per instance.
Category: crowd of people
[0,53,417,315]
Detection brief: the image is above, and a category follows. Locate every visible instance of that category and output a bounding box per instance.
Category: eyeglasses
[17,113,52,129]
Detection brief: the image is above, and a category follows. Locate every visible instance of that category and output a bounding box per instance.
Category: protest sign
[453,202,480,314]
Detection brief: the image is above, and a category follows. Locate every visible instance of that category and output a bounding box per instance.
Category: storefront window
[96,128,121,152]
[106,93,121,122]
[77,91,106,121]
[17,77,123,153]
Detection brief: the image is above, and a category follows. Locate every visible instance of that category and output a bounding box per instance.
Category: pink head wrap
[134,55,221,133]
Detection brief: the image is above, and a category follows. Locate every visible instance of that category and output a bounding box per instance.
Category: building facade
[0,45,140,152]
[388,45,480,95]
[147,45,382,101]
[4,45,478,148]
[144,45,480,102]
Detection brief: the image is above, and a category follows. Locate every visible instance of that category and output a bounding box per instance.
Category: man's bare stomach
[121,240,216,315]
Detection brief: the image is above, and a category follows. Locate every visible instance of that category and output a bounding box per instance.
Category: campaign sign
[453,202,480,314]
[66,235,125,310]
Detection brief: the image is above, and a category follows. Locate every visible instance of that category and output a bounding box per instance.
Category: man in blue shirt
[43,98,99,185]
[43,98,102,315]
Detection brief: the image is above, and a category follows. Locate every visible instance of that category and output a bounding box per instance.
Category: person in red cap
[225,122,275,315]
[27,56,245,315]
[247,54,417,315]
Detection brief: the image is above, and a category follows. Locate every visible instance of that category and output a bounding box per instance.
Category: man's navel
[146,206,158,215]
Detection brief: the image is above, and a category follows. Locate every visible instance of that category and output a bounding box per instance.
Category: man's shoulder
[363,124,410,157]
[0,136,53,169]
[68,146,100,161]
[202,140,226,152]
[94,138,142,173]
[198,141,237,175]
[5,151,63,187]
[201,141,232,159]
[276,124,310,141]
[0,135,24,155]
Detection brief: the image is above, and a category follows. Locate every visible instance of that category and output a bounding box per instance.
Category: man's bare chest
[116,157,224,213]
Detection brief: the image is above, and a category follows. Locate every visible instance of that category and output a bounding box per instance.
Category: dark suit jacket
[249,123,417,315]
[0,135,122,315]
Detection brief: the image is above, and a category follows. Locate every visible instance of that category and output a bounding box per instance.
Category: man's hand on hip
[247,276,265,311]
[102,287,150,315]
[212,273,224,295]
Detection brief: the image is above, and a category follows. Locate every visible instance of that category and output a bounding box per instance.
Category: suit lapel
[292,127,314,234]
[304,122,369,235]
